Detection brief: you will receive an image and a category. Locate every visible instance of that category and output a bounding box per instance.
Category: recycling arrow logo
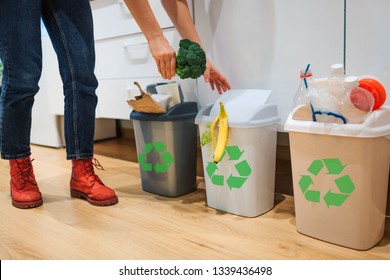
[298,158,355,207]
[137,141,174,173]
[206,145,252,190]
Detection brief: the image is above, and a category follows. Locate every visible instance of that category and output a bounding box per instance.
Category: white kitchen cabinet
[31,44,63,148]
[195,0,344,130]
[91,0,176,40]
[346,0,390,106]
[91,0,196,120]
[33,34,116,147]
[43,35,117,144]
[42,36,65,116]
[95,29,181,80]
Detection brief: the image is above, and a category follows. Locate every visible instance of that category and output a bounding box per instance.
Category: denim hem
[66,153,94,160]
[1,151,32,160]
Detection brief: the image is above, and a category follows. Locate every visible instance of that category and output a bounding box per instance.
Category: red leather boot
[70,158,118,206]
[10,157,43,209]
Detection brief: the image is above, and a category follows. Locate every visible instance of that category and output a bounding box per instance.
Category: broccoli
[176,39,206,79]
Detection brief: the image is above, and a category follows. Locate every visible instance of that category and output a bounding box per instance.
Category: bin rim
[130,101,198,121]
[195,89,280,128]
[284,106,390,138]
[195,102,280,128]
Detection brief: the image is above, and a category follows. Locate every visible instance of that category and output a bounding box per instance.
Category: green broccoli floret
[176,39,206,79]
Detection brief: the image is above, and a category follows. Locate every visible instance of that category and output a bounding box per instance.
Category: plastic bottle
[339,76,375,124]
[292,69,313,108]
[292,69,315,121]
[327,63,345,98]
[294,65,344,123]
[310,68,342,122]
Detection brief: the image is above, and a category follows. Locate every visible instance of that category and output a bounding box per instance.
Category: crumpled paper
[127,82,166,113]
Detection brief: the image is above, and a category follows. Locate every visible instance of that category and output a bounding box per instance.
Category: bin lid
[284,106,390,138]
[130,101,198,121]
[195,89,280,128]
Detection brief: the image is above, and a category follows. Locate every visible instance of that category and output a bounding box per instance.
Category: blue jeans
[0,0,98,160]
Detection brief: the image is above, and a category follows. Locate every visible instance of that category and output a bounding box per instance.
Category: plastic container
[358,77,387,110]
[195,89,280,217]
[285,106,390,250]
[155,83,182,107]
[307,64,345,123]
[340,76,375,124]
[146,82,184,104]
[327,63,345,99]
[130,102,198,197]
[292,69,342,123]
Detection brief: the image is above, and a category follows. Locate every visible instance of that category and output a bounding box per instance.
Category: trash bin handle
[155,101,198,121]
[197,103,214,116]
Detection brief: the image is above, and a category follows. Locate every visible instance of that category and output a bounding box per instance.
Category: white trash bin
[285,106,390,250]
[195,89,280,217]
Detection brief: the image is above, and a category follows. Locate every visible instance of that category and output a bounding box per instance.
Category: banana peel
[127,81,166,113]
[210,102,229,163]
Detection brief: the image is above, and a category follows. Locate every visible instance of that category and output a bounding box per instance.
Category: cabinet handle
[124,41,149,61]
[123,41,148,48]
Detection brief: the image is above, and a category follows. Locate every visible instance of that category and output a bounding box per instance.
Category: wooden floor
[0,142,389,260]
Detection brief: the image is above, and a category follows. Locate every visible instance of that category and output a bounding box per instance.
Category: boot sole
[70,189,118,206]
[12,198,43,209]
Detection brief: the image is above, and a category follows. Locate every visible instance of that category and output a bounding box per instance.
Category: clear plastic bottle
[327,63,345,98]
[339,76,375,124]
[307,63,345,122]
[292,67,344,123]
[292,69,315,121]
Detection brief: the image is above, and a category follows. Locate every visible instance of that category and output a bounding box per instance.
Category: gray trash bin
[130,102,198,197]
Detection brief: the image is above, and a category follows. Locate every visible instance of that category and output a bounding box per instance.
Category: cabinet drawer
[95,29,181,79]
[97,77,197,120]
[91,0,175,40]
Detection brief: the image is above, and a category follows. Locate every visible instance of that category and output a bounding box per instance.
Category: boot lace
[82,158,105,186]
[15,158,37,186]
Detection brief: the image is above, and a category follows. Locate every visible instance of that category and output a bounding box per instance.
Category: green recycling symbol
[299,158,355,207]
[206,145,252,190]
[137,141,174,173]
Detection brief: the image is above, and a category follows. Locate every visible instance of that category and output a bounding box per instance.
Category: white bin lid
[196,89,280,128]
[284,106,390,138]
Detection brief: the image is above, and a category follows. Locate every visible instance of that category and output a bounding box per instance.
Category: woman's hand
[203,60,231,94]
[149,35,176,80]
[149,36,232,95]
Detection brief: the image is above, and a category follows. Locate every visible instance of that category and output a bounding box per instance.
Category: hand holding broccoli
[176,39,206,79]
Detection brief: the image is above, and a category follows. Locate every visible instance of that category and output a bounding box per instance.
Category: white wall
[195,0,389,130]
[346,0,390,105]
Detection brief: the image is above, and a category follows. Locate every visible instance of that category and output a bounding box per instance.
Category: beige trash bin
[285,106,390,250]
